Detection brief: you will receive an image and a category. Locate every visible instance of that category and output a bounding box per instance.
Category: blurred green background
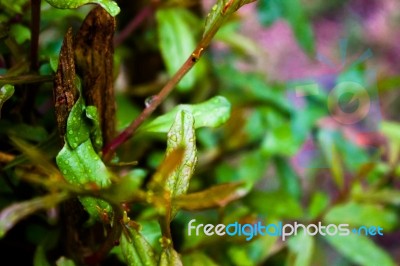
[1,0,400,265]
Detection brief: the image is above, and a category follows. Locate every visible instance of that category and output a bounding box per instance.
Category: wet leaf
[0,84,14,117]
[156,8,197,91]
[148,148,185,193]
[140,96,231,134]
[159,247,183,266]
[0,192,69,238]
[85,105,103,151]
[204,0,256,38]
[65,96,91,149]
[120,225,157,266]
[44,0,120,17]
[324,234,395,266]
[165,111,197,210]
[56,139,112,221]
[173,182,249,211]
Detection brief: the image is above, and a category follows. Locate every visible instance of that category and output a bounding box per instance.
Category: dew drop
[170,134,178,142]
[68,130,73,134]
[144,95,156,108]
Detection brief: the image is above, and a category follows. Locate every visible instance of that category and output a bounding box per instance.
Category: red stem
[114,5,154,46]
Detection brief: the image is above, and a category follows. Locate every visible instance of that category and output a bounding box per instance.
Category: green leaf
[65,96,91,149]
[281,0,315,56]
[156,8,197,91]
[354,189,400,206]
[287,230,314,266]
[0,192,69,238]
[33,246,51,266]
[164,110,197,218]
[120,226,157,266]
[324,234,396,266]
[257,0,283,26]
[57,139,110,187]
[228,246,253,266]
[324,202,397,231]
[56,257,76,266]
[0,84,14,117]
[140,96,231,134]
[244,191,303,219]
[204,0,256,38]
[85,105,103,151]
[10,24,31,44]
[44,0,120,17]
[381,121,400,165]
[261,117,300,157]
[274,157,301,199]
[308,192,329,220]
[56,139,112,221]
[165,111,197,198]
[173,182,249,211]
[318,130,344,188]
[159,247,183,266]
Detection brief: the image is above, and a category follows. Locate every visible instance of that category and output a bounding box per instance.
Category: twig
[114,5,154,46]
[30,0,41,71]
[0,75,53,85]
[102,0,256,161]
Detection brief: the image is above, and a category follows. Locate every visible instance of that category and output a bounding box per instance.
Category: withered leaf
[53,28,79,139]
[173,182,249,211]
[74,6,116,145]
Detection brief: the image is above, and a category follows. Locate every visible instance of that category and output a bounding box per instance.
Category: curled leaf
[140,96,231,134]
[165,111,197,199]
[45,0,120,17]
[0,84,14,117]
[0,192,69,238]
[65,96,91,149]
[173,182,249,211]
[120,226,157,266]
[159,247,183,266]
[85,105,103,151]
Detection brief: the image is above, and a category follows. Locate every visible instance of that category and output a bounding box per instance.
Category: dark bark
[74,7,116,146]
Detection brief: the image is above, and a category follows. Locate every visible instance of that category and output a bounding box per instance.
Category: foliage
[0,0,400,265]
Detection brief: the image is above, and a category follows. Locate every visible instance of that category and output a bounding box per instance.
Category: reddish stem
[114,5,154,46]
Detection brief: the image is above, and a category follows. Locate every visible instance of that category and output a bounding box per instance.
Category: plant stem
[30,0,41,71]
[0,75,53,85]
[102,0,255,161]
[114,5,154,46]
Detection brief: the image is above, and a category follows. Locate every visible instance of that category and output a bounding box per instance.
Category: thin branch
[102,0,255,161]
[114,5,154,46]
[0,75,53,85]
[30,0,41,71]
